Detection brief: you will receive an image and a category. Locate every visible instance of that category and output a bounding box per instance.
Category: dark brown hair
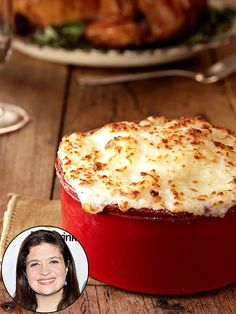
[14,229,80,312]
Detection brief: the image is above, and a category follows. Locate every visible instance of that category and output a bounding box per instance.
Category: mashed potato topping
[57,116,236,216]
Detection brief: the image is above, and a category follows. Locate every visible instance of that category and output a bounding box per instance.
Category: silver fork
[77,53,236,86]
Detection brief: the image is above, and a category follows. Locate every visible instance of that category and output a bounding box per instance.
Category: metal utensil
[0,103,29,135]
[77,53,236,86]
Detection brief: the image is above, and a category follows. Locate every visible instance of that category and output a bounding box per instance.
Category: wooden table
[0,37,236,313]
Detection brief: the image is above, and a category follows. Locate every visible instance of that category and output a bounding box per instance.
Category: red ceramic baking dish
[56,159,236,295]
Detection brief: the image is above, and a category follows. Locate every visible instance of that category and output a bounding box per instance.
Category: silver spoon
[77,53,236,86]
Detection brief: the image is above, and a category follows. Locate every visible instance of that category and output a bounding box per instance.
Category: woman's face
[25,243,68,297]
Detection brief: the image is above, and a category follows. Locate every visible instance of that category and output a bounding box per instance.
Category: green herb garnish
[30,21,90,49]
[183,7,236,45]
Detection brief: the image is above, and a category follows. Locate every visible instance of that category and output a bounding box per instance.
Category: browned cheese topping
[58,116,236,216]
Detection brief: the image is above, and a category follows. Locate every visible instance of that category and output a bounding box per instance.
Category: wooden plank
[214,38,236,120]
[1,282,235,313]
[0,51,68,215]
[59,50,236,136]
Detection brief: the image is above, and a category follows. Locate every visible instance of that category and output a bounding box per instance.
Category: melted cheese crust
[57,116,236,217]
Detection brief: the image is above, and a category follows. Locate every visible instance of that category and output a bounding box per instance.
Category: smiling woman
[13,229,81,312]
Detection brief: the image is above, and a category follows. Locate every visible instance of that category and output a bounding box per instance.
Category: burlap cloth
[0,193,106,286]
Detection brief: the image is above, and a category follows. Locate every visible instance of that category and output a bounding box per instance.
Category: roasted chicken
[13,0,207,48]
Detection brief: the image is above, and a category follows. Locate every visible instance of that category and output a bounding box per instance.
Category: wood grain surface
[0,35,236,313]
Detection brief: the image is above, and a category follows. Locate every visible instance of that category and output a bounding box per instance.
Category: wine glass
[0,0,29,135]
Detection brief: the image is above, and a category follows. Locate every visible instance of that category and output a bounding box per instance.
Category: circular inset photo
[1,226,88,313]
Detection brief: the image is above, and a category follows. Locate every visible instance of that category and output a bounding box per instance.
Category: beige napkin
[0,193,106,286]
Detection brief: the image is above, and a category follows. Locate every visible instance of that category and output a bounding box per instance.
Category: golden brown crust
[13,0,207,47]
[57,116,236,216]
[138,0,207,42]
[13,0,98,26]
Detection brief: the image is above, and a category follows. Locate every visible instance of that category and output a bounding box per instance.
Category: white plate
[12,0,236,68]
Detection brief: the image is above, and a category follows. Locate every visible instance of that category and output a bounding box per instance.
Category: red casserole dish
[56,159,236,295]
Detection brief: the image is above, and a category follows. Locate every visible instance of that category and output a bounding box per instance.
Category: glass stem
[0,106,4,117]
